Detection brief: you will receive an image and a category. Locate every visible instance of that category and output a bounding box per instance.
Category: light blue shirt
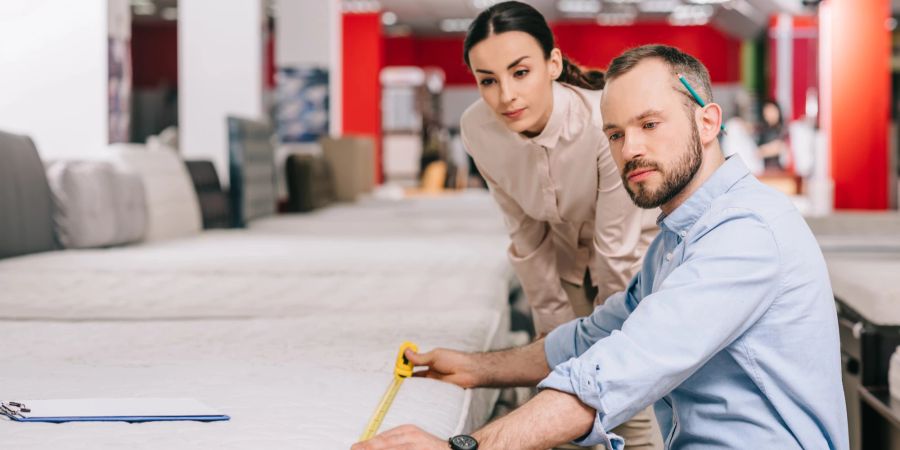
[539,156,848,449]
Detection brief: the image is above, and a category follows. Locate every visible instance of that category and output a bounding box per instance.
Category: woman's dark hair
[463,1,604,91]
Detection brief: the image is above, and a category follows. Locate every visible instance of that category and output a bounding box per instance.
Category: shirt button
[679,230,687,238]
[665,253,673,261]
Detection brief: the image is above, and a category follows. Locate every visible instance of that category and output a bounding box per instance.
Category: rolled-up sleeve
[539,210,781,447]
[591,141,659,304]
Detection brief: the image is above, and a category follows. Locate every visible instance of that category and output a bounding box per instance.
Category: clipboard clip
[0,402,29,419]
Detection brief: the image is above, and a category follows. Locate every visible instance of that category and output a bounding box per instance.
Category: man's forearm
[472,389,596,449]
[473,338,552,387]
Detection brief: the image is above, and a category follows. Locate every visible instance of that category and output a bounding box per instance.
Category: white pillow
[46,160,147,248]
[109,143,202,242]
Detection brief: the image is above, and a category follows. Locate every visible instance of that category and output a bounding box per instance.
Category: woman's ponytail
[559,56,605,91]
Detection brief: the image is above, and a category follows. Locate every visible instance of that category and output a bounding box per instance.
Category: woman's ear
[549,48,563,80]
[697,102,723,144]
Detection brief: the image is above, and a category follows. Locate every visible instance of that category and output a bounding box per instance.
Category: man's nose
[621,133,646,160]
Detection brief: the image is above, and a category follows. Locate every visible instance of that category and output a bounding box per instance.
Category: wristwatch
[449,434,478,450]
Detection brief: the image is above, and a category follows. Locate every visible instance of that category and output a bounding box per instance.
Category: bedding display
[108,143,203,242]
[0,310,507,449]
[46,160,147,248]
[806,212,900,252]
[0,126,517,447]
[0,130,56,259]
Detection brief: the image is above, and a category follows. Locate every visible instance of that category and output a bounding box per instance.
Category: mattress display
[0,310,507,449]
[109,144,203,242]
[806,212,900,252]
[46,160,147,248]
[0,268,509,321]
[826,252,900,326]
[0,232,511,279]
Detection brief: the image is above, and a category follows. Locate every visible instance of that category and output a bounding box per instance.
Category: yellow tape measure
[358,341,418,441]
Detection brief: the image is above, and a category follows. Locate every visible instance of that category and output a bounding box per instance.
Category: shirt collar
[527,82,580,149]
[658,155,750,235]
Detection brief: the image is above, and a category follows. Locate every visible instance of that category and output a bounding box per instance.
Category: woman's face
[467,31,561,136]
[762,103,781,126]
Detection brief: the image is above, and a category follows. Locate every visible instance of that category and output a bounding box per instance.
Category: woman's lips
[502,107,526,120]
[628,168,657,182]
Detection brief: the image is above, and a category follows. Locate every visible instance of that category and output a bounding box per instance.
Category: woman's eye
[643,122,658,130]
[513,69,529,78]
[479,78,495,87]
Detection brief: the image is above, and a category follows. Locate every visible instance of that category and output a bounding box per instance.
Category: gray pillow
[46,161,147,248]
[0,130,56,259]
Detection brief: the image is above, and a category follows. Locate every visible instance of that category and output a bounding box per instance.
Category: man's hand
[407,348,482,389]
[350,425,447,450]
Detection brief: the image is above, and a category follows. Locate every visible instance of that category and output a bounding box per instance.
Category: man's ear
[696,102,723,144]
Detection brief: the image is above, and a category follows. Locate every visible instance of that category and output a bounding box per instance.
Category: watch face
[450,435,478,450]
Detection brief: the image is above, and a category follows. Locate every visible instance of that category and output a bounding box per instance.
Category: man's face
[600,58,703,209]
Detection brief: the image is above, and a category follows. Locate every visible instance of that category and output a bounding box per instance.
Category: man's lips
[502,107,526,119]
[627,168,657,182]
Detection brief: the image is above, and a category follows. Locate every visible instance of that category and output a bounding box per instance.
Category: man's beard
[622,125,703,209]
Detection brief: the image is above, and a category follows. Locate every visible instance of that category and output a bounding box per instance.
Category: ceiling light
[342,0,381,13]
[440,18,474,33]
[669,4,714,25]
[381,11,397,26]
[133,3,156,15]
[597,11,637,26]
[472,0,498,9]
[639,0,681,13]
[161,6,178,21]
[557,0,601,14]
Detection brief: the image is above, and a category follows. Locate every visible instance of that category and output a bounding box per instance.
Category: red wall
[821,0,890,210]
[131,22,178,88]
[552,22,741,83]
[385,23,742,86]
[343,13,384,182]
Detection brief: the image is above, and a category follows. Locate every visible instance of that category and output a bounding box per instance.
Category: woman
[459,2,660,448]
[757,99,788,171]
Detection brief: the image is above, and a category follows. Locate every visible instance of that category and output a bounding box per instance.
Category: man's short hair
[606,44,713,105]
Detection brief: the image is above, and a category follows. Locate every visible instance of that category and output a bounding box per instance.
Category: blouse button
[665,253,673,262]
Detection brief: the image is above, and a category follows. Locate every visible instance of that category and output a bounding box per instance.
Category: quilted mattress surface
[0,268,509,321]
[2,231,510,278]
[0,310,506,449]
[826,252,900,326]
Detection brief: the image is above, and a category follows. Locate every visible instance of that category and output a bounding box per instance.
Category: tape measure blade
[359,377,403,441]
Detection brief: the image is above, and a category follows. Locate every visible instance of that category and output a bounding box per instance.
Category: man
[352,45,847,450]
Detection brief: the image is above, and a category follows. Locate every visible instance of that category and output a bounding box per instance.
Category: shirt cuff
[538,360,623,449]
[543,319,580,368]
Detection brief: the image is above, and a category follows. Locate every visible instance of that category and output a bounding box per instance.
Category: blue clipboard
[1,398,230,424]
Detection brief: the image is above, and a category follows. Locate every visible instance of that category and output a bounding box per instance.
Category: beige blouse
[461,81,659,334]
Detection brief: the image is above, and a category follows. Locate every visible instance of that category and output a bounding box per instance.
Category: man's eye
[479,78,495,86]
[643,122,658,130]
[608,132,623,142]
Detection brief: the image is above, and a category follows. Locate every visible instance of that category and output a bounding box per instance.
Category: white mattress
[826,252,900,326]
[2,231,511,279]
[0,310,507,449]
[806,212,900,253]
[0,268,509,321]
